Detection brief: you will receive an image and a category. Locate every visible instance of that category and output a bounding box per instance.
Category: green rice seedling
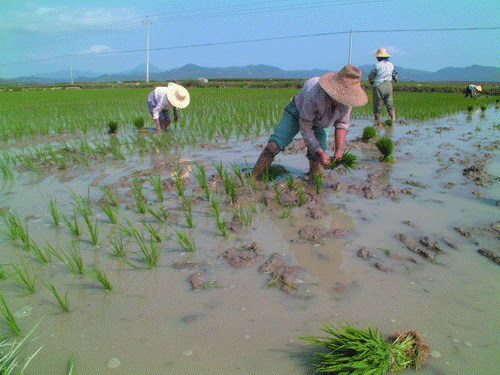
[231,163,245,185]
[131,176,147,214]
[361,126,377,142]
[375,137,397,162]
[172,172,186,198]
[286,176,297,190]
[175,230,196,252]
[149,175,164,202]
[44,241,64,263]
[0,323,41,373]
[0,211,29,246]
[0,265,6,280]
[244,160,257,192]
[313,174,323,195]
[133,117,145,131]
[181,195,195,228]
[297,184,306,206]
[480,104,487,111]
[48,198,61,227]
[210,197,228,237]
[62,209,81,237]
[107,120,118,134]
[99,186,119,207]
[47,283,71,312]
[144,205,169,223]
[100,202,119,224]
[62,245,85,275]
[192,163,211,200]
[272,182,284,205]
[229,205,253,227]
[109,138,125,160]
[0,296,21,336]
[82,214,100,246]
[86,265,113,290]
[467,105,474,113]
[222,171,238,204]
[110,234,126,259]
[118,216,141,238]
[131,230,160,268]
[214,161,224,178]
[280,205,295,219]
[70,189,94,217]
[300,324,430,374]
[142,222,162,242]
[0,160,14,180]
[68,354,76,375]
[384,119,394,126]
[324,151,359,172]
[28,239,51,264]
[10,259,36,294]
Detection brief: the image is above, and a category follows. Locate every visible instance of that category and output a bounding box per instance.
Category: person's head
[374,48,391,60]
[319,64,368,107]
[166,82,190,109]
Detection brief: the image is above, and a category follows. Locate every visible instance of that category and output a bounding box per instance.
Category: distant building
[197,78,208,83]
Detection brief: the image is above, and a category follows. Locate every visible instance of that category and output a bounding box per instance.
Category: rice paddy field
[0,84,499,375]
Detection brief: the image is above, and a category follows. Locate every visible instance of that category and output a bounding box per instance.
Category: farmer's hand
[317,149,331,167]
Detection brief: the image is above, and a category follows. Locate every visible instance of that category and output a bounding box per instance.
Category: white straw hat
[166,83,190,108]
[374,48,391,58]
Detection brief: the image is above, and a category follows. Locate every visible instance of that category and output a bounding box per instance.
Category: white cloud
[85,44,115,54]
[10,3,142,33]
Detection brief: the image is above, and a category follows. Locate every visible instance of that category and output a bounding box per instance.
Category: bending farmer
[252,64,368,179]
[368,48,397,123]
[464,84,482,98]
[147,83,190,132]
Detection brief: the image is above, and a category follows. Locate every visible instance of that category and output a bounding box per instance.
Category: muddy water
[0,108,498,375]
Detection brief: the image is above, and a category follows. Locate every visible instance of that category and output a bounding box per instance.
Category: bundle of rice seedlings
[361,126,377,142]
[384,119,393,126]
[375,137,396,162]
[133,117,145,131]
[300,324,430,374]
[107,121,118,134]
[324,151,359,172]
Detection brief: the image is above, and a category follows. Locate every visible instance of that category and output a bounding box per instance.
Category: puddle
[0,109,498,374]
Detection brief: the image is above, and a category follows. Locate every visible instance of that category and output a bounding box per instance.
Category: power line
[1,26,498,67]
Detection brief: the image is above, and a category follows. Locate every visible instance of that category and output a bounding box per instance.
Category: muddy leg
[389,109,397,122]
[307,159,323,178]
[252,141,280,179]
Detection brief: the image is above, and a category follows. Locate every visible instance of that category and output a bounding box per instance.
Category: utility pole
[70,55,74,85]
[143,16,152,83]
[348,29,353,64]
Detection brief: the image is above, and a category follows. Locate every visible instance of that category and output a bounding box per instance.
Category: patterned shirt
[368,60,395,87]
[293,77,351,154]
[147,87,174,120]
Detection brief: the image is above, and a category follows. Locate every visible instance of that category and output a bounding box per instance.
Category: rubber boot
[252,142,280,179]
[389,110,397,122]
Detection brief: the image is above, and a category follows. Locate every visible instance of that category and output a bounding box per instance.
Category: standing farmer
[147,83,190,132]
[252,64,368,178]
[368,48,397,123]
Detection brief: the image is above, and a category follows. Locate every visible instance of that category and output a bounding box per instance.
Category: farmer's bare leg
[308,159,323,178]
[252,141,280,179]
[389,109,397,122]
[374,112,381,122]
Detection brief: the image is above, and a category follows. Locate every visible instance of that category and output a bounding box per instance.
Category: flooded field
[0,107,498,374]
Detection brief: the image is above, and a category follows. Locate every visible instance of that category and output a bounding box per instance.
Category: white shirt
[368,60,395,87]
[151,87,174,120]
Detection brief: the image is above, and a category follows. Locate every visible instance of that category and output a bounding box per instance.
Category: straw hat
[374,48,391,58]
[319,64,368,107]
[476,85,483,91]
[166,82,190,108]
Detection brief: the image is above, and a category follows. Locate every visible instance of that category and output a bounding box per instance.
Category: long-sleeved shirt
[292,77,351,155]
[147,87,174,120]
[368,60,395,87]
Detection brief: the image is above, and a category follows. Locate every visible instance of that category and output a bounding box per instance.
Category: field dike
[0,108,498,374]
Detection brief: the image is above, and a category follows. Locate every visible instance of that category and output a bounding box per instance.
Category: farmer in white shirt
[147,83,190,132]
[465,84,482,98]
[252,64,368,179]
[368,48,397,123]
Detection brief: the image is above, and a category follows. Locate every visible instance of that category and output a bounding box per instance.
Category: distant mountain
[3,63,499,85]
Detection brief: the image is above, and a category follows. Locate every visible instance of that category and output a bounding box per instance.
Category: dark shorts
[147,99,171,122]
[268,102,328,161]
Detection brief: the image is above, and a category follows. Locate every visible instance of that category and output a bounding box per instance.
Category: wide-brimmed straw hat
[319,64,368,107]
[374,48,391,58]
[166,82,190,108]
[476,85,483,91]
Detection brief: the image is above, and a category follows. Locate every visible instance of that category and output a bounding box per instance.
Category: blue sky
[0,0,499,78]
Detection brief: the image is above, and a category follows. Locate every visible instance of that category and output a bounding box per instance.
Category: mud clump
[188,272,205,290]
[462,159,494,186]
[223,245,264,268]
[259,253,304,294]
[357,247,372,259]
[397,234,434,260]
[477,249,500,265]
[298,226,346,242]
[173,262,205,270]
